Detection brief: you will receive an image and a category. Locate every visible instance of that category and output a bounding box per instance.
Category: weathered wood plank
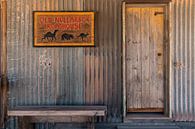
[133,8,142,109]
[140,8,150,109]
[18,117,34,129]
[164,5,170,117]
[128,108,164,112]
[155,7,164,108]
[149,7,164,108]
[126,7,142,109]
[8,106,107,117]
[9,110,106,117]
[126,7,133,109]
[126,6,164,112]
[122,1,126,117]
[124,0,172,4]
[29,116,89,123]
[9,106,107,110]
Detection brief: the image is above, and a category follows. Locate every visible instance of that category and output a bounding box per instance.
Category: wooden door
[125,6,165,113]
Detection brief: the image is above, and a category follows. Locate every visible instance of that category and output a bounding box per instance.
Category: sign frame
[33,11,95,47]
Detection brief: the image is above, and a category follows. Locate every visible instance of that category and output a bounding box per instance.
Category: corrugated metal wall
[6,0,122,128]
[5,0,195,128]
[7,0,86,128]
[83,0,122,122]
[172,0,195,121]
[7,0,85,106]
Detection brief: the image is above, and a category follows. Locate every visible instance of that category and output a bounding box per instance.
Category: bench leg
[87,117,95,129]
[18,117,34,129]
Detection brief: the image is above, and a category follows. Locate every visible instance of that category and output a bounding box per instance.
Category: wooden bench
[8,106,107,129]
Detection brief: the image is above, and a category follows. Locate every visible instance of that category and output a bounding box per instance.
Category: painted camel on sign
[42,30,59,41]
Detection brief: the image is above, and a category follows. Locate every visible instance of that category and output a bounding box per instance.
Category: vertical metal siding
[7,0,84,106]
[84,0,122,122]
[5,1,195,129]
[7,0,123,125]
[7,0,84,128]
[172,0,195,121]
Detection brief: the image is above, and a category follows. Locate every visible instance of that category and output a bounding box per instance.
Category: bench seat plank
[8,106,107,117]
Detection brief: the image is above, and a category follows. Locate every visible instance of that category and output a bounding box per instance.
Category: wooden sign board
[33,12,95,46]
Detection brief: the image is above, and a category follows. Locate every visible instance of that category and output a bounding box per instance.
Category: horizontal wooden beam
[8,110,105,117]
[128,108,164,113]
[8,106,107,111]
[28,116,90,123]
[8,106,107,117]
[123,0,172,3]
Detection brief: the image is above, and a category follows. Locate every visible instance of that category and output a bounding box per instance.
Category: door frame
[122,0,173,119]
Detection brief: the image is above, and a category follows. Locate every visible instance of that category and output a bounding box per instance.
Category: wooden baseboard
[127,108,164,113]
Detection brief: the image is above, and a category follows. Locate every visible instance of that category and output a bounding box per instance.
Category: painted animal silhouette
[78,33,89,41]
[42,30,58,41]
[61,33,74,40]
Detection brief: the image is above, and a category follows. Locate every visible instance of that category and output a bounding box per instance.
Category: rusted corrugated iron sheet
[172,0,195,121]
[7,0,84,106]
[7,0,123,125]
[84,0,122,122]
[6,0,122,127]
[83,0,195,122]
[7,0,85,128]
[5,0,195,129]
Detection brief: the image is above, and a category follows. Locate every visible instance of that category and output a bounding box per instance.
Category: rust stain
[174,62,184,69]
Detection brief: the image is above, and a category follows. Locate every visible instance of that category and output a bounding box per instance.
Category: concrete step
[118,122,180,129]
[118,126,180,129]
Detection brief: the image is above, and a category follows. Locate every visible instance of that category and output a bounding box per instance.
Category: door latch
[154,12,164,16]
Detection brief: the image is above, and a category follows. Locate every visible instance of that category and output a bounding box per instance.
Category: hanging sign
[33,12,95,46]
